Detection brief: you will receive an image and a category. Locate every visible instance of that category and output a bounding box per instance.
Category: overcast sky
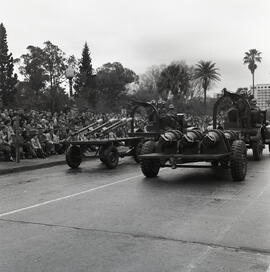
[1,0,270,94]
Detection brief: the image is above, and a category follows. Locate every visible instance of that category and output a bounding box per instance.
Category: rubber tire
[140,141,160,178]
[231,140,247,181]
[252,141,263,161]
[103,146,119,169]
[66,145,82,169]
[133,141,143,163]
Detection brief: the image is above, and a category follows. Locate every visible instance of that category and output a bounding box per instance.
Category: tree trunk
[204,88,207,115]
[252,72,255,96]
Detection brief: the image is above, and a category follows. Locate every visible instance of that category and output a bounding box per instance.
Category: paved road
[0,151,270,272]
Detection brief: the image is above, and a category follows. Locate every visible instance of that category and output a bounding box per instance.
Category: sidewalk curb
[0,156,95,175]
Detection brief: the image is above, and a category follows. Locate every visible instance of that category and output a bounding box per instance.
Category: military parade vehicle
[139,127,247,181]
[65,100,182,170]
[139,89,270,181]
[213,89,270,160]
[65,98,186,170]
[65,117,143,169]
[138,91,251,181]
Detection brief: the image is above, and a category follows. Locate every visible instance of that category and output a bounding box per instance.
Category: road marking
[0,174,143,218]
[267,264,270,272]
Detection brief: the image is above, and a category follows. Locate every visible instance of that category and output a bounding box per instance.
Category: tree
[19,45,48,97]
[42,41,67,111]
[0,23,17,107]
[194,60,221,113]
[243,49,262,95]
[96,62,138,111]
[134,64,165,101]
[74,43,93,94]
[74,43,97,109]
[157,62,190,101]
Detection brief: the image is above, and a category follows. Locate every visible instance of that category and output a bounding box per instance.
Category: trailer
[139,128,247,181]
[65,117,144,169]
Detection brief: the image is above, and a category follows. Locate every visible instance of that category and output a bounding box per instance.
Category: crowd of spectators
[0,108,128,162]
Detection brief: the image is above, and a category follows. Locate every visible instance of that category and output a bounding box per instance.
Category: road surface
[0,151,270,271]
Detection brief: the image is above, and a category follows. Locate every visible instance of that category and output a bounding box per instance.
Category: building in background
[253,84,270,110]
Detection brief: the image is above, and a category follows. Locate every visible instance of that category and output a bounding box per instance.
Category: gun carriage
[65,117,143,169]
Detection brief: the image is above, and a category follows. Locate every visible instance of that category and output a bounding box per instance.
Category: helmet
[169,104,175,109]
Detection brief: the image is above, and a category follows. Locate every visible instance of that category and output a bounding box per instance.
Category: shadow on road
[141,168,242,192]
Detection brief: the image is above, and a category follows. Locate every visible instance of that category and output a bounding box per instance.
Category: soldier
[168,104,176,116]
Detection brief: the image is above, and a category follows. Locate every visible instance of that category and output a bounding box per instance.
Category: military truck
[213,89,270,160]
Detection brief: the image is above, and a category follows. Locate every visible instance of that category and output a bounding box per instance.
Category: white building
[253,84,270,110]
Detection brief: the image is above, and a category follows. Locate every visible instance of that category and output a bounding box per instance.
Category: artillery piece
[65,117,143,169]
[213,89,270,160]
[139,127,247,181]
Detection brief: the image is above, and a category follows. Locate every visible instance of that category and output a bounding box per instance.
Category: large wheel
[231,140,247,181]
[252,140,263,161]
[133,141,143,163]
[140,141,160,178]
[103,145,119,169]
[66,145,82,169]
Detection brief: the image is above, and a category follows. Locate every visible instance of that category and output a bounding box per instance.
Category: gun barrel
[72,118,103,137]
[85,118,118,136]
[100,118,132,136]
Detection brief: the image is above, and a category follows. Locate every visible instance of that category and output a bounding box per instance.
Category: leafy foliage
[74,43,97,110]
[243,49,262,93]
[96,62,138,111]
[19,45,48,97]
[157,62,190,100]
[0,23,17,107]
[17,41,68,111]
[134,65,165,101]
[243,49,262,74]
[194,60,220,113]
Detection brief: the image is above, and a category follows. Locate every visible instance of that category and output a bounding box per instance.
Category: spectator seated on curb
[0,125,14,161]
[21,129,37,159]
[45,128,63,155]
[37,125,51,156]
[30,131,47,158]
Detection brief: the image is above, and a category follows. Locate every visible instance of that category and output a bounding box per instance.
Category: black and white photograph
[0,0,270,271]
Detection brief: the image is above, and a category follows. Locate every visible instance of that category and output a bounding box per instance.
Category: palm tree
[157,63,190,101]
[243,49,262,95]
[194,60,221,114]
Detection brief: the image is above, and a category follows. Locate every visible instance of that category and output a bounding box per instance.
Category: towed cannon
[99,118,132,137]
[139,126,247,181]
[84,118,119,137]
[65,116,143,170]
[65,118,103,141]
